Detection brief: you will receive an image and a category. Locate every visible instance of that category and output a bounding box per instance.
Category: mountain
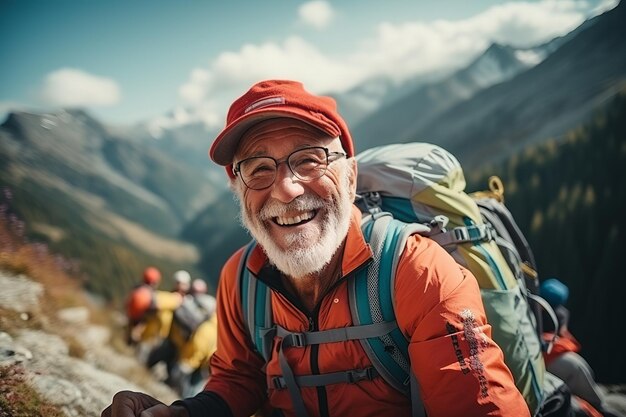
[115,119,226,184]
[395,2,626,170]
[181,191,250,289]
[0,109,219,234]
[353,35,567,152]
[0,109,221,300]
[348,7,608,154]
[330,72,448,127]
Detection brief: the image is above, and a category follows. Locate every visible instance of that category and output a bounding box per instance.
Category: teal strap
[255,279,272,359]
[351,214,413,394]
[239,242,255,346]
[238,241,274,360]
[276,321,398,348]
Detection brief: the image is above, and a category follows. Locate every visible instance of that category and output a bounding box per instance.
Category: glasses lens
[239,157,276,190]
[289,147,328,180]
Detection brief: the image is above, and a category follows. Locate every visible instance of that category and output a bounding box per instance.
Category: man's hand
[101,391,189,417]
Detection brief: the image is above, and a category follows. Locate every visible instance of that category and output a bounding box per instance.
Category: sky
[0,0,618,130]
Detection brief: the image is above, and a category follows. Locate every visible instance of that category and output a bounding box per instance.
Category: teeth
[276,211,314,226]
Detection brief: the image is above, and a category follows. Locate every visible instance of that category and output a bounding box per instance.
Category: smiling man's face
[232,118,356,278]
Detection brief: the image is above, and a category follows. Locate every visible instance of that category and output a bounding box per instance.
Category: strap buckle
[348,367,375,384]
[271,376,286,389]
[453,227,470,242]
[289,332,307,348]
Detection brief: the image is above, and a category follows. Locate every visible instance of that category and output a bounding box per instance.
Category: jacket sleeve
[179,247,268,417]
[394,234,531,417]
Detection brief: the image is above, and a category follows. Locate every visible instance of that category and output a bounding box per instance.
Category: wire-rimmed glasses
[232,146,347,190]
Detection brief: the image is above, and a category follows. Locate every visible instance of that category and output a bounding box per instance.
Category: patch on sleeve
[446,309,490,398]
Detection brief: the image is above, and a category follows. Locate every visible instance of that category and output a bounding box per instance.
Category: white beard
[235,166,353,279]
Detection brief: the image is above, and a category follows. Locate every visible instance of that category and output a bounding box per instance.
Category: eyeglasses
[233,146,347,190]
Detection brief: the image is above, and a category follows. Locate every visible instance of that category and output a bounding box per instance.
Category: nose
[270,163,305,203]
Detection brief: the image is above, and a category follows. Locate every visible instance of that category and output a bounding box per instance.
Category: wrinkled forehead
[235,118,340,159]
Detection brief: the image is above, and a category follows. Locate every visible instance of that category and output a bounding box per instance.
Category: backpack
[237,142,561,417]
[172,294,216,340]
[354,143,564,415]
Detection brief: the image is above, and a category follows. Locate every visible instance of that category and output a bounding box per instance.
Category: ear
[347,157,358,201]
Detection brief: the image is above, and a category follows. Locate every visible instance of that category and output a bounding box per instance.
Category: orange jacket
[201,206,529,417]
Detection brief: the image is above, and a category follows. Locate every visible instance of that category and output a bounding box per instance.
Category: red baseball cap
[209,80,354,172]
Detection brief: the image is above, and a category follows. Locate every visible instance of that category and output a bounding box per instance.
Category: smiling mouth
[273,210,317,226]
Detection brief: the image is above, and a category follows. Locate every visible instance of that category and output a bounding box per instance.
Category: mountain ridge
[400,1,626,170]
[350,37,557,152]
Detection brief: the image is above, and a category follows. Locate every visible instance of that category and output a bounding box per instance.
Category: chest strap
[271,367,379,389]
[272,321,399,417]
[276,320,398,347]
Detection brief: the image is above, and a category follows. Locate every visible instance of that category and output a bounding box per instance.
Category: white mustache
[259,195,326,221]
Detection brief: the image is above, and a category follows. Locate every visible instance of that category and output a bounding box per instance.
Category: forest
[467,92,626,383]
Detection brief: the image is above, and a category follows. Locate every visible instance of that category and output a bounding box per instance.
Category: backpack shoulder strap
[351,212,428,417]
[238,240,274,360]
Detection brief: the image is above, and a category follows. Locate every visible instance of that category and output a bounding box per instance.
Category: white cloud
[0,101,24,115]
[167,0,603,130]
[590,0,619,15]
[298,1,334,30]
[173,36,357,129]
[0,101,25,123]
[469,0,591,46]
[40,68,121,107]
[178,68,212,104]
[352,0,594,82]
[210,37,354,94]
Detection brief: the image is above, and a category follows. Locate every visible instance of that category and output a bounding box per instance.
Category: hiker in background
[172,270,192,296]
[145,270,193,372]
[125,266,161,346]
[166,278,217,397]
[541,278,624,417]
[125,266,183,365]
[102,80,529,417]
[188,278,217,316]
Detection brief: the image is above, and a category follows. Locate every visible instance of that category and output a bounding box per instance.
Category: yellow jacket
[170,314,218,370]
[140,290,183,341]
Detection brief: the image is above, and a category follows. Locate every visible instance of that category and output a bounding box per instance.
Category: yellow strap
[470,176,506,203]
[521,262,538,280]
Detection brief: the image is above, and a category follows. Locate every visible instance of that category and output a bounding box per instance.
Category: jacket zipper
[257,258,373,417]
[308,308,330,417]
[306,260,372,417]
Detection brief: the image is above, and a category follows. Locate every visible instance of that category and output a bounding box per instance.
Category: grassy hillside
[181,190,250,292]
[0,109,214,305]
[466,92,626,383]
[0,175,199,304]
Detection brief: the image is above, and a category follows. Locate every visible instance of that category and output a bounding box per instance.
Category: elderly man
[102,80,529,417]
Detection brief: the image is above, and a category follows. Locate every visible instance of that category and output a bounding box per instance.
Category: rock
[31,375,83,406]
[0,331,33,366]
[0,271,179,416]
[0,272,43,313]
[57,306,90,325]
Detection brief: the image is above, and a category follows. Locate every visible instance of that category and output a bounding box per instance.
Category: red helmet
[142,266,161,285]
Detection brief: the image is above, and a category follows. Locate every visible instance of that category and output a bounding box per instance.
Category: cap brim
[210,107,340,166]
